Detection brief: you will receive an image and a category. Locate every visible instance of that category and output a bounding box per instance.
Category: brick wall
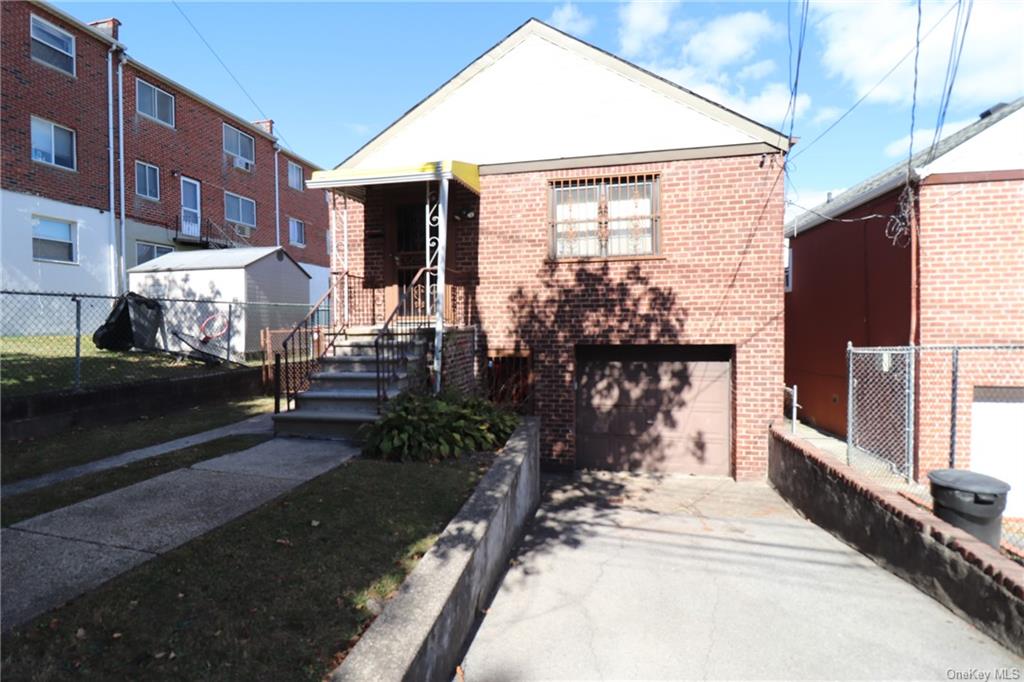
[1,2,111,210]
[475,156,785,478]
[441,327,479,396]
[1,3,329,270]
[914,178,1024,475]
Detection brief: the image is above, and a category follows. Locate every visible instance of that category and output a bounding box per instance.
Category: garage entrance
[575,345,732,475]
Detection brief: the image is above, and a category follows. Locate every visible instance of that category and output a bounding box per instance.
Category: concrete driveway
[460,473,1022,680]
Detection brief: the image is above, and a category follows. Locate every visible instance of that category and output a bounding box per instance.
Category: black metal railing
[274,271,384,412]
[374,267,434,411]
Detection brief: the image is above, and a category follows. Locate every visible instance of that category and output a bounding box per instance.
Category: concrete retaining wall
[330,417,541,682]
[1,368,263,441]
[768,423,1024,656]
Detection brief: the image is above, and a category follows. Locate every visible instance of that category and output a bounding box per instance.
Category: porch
[271,161,481,439]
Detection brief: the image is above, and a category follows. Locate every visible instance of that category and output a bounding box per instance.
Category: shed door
[575,345,731,475]
[970,387,1024,517]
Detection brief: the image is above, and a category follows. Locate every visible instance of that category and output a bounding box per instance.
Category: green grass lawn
[0,334,256,397]
[2,434,272,527]
[2,396,274,485]
[1,455,489,681]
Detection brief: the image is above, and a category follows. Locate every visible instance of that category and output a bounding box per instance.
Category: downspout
[117,54,127,292]
[274,145,281,247]
[106,46,117,295]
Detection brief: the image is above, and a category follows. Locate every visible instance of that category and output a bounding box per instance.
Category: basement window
[30,15,75,76]
[550,175,659,259]
[32,216,76,263]
[137,79,175,127]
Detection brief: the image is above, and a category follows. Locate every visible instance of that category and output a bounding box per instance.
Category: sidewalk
[1,436,355,629]
[2,413,274,498]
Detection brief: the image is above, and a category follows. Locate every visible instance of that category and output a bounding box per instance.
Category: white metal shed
[127,247,311,358]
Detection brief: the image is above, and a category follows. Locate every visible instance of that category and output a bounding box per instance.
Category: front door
[391,203,436,316]
[180,176,201,237]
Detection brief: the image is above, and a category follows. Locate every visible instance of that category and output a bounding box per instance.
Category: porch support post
[432,174,449,393]
[341,193,350,324]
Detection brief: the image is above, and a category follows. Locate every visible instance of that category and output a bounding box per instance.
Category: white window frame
[288,217,306,246]
[784,238,793,293]
[287,160,304,190]
[180,175,202,233]
[224,191,257,227]
[30,115,76,171]
[136,241,173,265]
[222,123,256,165]
[31,214,78,265]
[30,14,75,76]
[136,78,176,128]
[135,161,160,201]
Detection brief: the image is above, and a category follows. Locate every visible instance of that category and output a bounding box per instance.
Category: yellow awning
[307,160,480,195]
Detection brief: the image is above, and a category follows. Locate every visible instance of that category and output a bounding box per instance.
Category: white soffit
[344,22,785,169]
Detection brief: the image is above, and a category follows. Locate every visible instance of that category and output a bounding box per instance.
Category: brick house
[785,98,1024,497]
[280,20,790,479]
[0,0,330,301]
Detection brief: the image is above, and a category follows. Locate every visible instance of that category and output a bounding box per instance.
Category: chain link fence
[847,343,1024,558]
[1,290,313,397]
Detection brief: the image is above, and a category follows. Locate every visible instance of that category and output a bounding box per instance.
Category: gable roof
[786,97,1024,237]
[128,246,309,277]
[339,18,790,169]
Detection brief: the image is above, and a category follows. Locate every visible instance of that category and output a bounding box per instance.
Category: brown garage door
[575,345,731,475]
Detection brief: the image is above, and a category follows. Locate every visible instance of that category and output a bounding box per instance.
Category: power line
[789,0,959,162]
[786,201,887,224]
[929,0,974,158]
[170,1,294,151]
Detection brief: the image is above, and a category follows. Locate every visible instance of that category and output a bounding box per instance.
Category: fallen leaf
[455,664,466,682]
[213,630,222,637]
[153,651,166,659]
[112,632,123,640]
[310,520,321,527]
[48,618,61,630]
[275,538,293,547]
[177,593,185,599]
[75,627,86,640]
[169,652,177,660]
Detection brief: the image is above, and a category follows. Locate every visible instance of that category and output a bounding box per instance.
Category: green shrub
[361,392,519,462]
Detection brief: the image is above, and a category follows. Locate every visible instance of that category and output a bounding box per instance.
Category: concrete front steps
[272,328,423,441]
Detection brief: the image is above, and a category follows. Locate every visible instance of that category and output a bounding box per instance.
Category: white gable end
[348,32,763,169]
[920,107,1024,177]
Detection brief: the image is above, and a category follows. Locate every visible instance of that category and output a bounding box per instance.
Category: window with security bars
[550,175,659,259]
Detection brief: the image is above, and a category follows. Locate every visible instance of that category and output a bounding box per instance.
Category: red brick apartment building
[785,98,1024,498]
[282,20,790,478]
[1,0,330,301]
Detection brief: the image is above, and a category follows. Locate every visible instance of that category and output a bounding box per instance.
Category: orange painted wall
[784,188,911,436]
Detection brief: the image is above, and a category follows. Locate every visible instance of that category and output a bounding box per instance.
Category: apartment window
[136,242,172,265]
[289,217,306,246]
[224,192,256,227]
[32,216,75,263]
[287,161,304,190]
[223,124,255,166]
[30,15,75,75]
[135,161,160,200]
[31,116,76,170]
[136,79,175,127]
[550,175,659,259]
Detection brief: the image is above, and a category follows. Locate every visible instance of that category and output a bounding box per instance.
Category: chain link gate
[847,344,915,481]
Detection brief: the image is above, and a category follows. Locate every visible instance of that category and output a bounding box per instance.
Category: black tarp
[92,293,164,351]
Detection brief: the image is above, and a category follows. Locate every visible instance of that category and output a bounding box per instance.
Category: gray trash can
[928,469,1010,548]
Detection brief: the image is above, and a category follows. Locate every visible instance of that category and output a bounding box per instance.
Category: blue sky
[56,1,1024,219]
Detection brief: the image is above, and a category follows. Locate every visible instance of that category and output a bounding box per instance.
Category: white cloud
[624,5,803,129]
[811,105,843,125]
[813,1,1024,107]
[619,0,678,57]
[881,117,976,158]
[683,12,778,70]
[548,2,595,37]
[738,59,776,81]
[345,122,371,135]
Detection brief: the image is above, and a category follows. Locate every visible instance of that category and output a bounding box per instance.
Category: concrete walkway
[1,437,355,630]
[460,473,1023,680]
[2,413,274,497]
